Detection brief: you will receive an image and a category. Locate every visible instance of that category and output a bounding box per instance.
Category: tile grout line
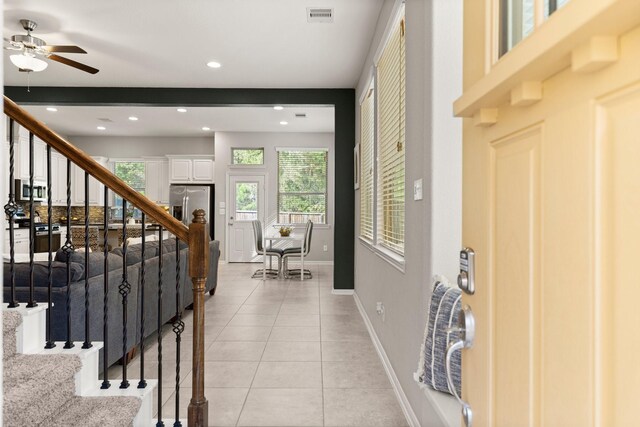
[233,273,287,426]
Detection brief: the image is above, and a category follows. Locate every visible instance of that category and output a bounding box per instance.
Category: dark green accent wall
[5,86,355,289]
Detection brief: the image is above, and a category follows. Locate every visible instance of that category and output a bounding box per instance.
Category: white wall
[69,136,214,158]
[354,0,463,425]
[214,132,335,263]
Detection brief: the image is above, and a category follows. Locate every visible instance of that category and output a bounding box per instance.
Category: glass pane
[278,194,326,224]
[232,148,264,165]
[235,182,258,221]
[500,0,535,57]
[544,0,570,18]
[114,162,145,190]
[277,150,328,224]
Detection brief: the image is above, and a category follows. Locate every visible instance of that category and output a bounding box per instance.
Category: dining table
[263,232,305,281]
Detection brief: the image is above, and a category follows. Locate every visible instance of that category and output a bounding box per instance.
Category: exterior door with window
[459,1,640,425]
[228,175,264,262]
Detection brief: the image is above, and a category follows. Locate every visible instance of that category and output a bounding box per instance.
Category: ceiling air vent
[307,8,333,23]
[97,118,113,123]
[295,113,307,118]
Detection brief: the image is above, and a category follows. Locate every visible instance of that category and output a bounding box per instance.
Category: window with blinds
[360,86,375,241]
[277,149,328,224]
[376,17,405,254]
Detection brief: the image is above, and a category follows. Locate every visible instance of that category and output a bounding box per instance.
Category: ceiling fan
[5,19,99,74]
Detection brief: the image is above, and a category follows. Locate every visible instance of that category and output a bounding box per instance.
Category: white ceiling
[25,105,335,137]
[3,0,383,88]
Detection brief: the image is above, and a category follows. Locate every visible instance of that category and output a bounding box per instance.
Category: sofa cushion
[3,261,84,288]
[111,242,159,266]
[57,250,123,277]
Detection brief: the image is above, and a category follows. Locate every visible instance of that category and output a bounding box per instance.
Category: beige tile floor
[110,262,408,426]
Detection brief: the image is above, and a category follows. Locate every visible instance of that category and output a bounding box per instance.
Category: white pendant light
[10,54,48,72]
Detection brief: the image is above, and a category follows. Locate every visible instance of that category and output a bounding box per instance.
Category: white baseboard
[353,292,420,427]
[331,289,354,295]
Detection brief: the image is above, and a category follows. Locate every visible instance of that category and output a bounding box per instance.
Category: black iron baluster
[120,200,131,389]
[138,213,147,389]
[172,236,184,427]
[4,119,19,308]
[45,146,55,348]
[101,188,111,389]
[61,159,74,348]
[157,226,164,427]
[27,132,37,308]
[82,172,92,349]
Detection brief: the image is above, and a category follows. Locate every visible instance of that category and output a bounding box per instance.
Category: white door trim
[225,171,268,262]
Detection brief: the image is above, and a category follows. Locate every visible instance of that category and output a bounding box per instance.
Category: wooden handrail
[3,96,188,241]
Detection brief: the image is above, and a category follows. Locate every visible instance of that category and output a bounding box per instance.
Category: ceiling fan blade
[43,45,87,54]
[48,54,99,74]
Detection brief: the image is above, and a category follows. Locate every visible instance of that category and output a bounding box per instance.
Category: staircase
[3,307,157,426]
[3,96,210,425]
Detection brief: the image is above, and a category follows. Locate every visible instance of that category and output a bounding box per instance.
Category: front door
[459,2,640,426]
[228,175,265,262]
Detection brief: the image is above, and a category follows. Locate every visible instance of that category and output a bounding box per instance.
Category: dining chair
[251,219,284,279]
[283,220,313,279]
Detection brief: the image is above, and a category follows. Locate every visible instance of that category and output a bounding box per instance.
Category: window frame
[110,159,146,219]
[497,0,570,59]
[359,80,376,243]
[276,147,329,226]
[230,147,265,166]
[357,2,406,271]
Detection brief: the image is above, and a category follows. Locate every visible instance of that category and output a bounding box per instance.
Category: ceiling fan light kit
[5,19,99,74]
[10,52,48,72]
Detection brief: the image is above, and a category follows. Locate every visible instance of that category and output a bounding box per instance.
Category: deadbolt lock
[457,248,475,295]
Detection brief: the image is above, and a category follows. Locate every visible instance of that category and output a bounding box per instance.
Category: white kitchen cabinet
[192,158,214,182]
[169,158,192,182]
[4,229,29,254]
[72,157,107,206]
[145,159,170,204]
[50,152,68,206]
[17,138,47,183]
[168,156,214,183]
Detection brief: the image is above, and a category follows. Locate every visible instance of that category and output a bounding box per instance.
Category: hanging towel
[414,276,462,397]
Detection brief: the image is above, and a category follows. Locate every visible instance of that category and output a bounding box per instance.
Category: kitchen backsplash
[17,202,105,224]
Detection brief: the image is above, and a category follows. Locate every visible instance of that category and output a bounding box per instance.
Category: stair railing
[3,96,209,426]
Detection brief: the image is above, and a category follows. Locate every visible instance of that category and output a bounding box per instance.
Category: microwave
[15,179,47,202]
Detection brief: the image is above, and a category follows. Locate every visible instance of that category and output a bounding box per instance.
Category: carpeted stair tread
[4,354,82,426]
[3,311,22,360]
[45,396,141,427]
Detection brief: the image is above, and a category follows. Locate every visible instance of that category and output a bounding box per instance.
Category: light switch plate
[219,202,226,208]
[413,179,423,201]
[219,208,226,215]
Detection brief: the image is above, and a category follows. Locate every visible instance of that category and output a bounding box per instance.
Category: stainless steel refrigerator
[169,184,215,240]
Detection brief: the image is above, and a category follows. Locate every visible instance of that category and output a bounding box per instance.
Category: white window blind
[277,150,328,224]
[360,86,375,241]
[376,18,405,254]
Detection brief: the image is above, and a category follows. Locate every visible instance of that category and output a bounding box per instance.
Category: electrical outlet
[323,244,328,251]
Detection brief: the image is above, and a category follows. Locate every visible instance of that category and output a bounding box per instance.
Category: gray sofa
[3,239,220,370]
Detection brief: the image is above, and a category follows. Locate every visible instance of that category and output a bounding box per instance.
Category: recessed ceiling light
[177,108,187,113]
[46,107,57,112]
[128,116,139,121]
[206,61,221,69]
[97,126,106,131]
[273,106,284,111]
[280,121,288,125]
[202,126,211,131]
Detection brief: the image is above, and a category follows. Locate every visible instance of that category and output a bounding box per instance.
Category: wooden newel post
[187,209,209,427]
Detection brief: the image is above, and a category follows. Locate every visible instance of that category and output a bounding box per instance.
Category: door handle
[228,216,234,226]
[445,305,475,427]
